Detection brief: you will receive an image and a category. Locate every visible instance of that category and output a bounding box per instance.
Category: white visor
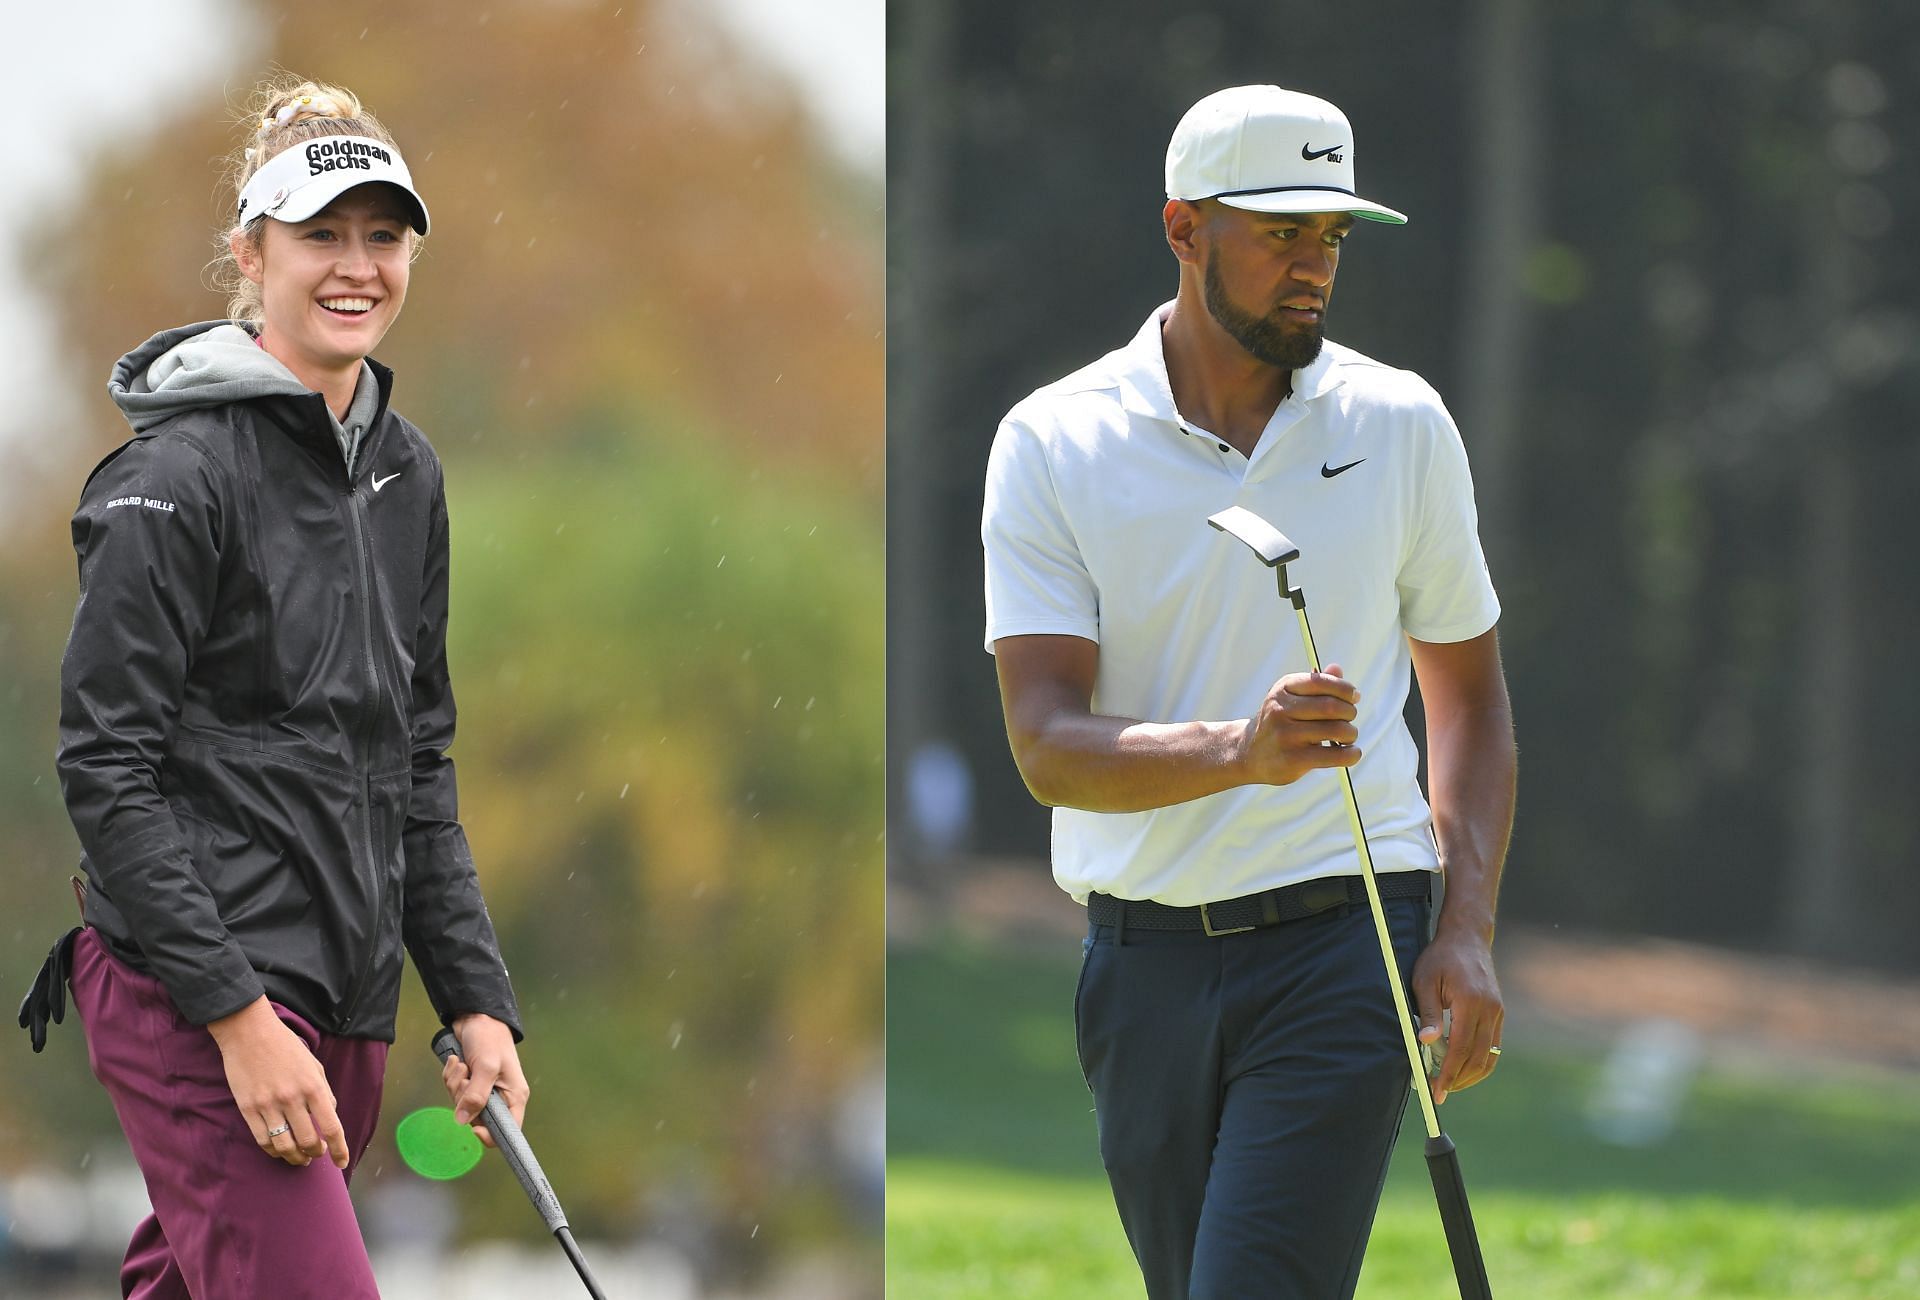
[237,134,430,235]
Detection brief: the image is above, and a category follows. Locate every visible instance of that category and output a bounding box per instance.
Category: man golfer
[982,85,1516,1299]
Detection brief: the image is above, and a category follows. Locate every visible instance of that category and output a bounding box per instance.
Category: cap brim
[271,177,431,236]
[1216,190,1406,225]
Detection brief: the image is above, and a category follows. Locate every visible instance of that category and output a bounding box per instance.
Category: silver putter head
[1207,506,1300,567]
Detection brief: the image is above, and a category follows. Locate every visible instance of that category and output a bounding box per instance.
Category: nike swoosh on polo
[371,471,401,492]
[1301,143,1345,161]
[1321,458,1366,478]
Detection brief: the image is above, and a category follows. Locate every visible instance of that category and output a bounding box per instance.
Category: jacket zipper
[337,469,386,1031]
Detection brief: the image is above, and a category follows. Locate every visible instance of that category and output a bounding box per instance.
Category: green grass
[888,938,1920,1299]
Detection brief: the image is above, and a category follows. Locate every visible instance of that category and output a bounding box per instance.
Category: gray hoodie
[109,321,381,474]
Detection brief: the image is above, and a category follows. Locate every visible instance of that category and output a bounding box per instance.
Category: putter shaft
[1211,509,1491,1297]
[1284,576,1442,1141]
[1282,568,1494,1298]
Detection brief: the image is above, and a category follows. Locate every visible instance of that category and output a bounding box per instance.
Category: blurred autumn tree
[1,0,880,1283]
[52,2,880,485]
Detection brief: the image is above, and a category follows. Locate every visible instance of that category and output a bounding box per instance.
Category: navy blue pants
[1074,890,1431,1300]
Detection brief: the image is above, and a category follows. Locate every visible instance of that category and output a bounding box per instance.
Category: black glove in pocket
[18,926,82,1053]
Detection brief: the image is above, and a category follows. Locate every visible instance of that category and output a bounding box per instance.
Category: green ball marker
[396,1107,483,1180]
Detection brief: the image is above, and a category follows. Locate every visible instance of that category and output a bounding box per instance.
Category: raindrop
[772,696,782,709]
[717,555,727,568]
[619,783,630,799]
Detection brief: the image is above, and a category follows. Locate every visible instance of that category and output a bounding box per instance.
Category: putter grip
[1424,1134,1494,1299]
[432,1027,569,1235]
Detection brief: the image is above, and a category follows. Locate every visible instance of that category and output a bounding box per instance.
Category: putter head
[1208,506,1300,567]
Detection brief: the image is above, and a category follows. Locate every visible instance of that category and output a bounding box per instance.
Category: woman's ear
[230,227,265,286]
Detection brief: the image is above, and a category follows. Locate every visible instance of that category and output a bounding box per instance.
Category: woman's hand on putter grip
[208,996,349,1169]
[1236,665,1362,785]
[443,1012,529,1149]
[1411,931,1505,1104]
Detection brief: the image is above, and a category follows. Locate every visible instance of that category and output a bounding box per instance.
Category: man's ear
[1164,198,1206,266]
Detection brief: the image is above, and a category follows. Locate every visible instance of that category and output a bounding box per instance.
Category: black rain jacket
[56,322,522,1041]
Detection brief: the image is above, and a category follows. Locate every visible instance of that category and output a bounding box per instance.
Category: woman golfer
[27,76,527,1298]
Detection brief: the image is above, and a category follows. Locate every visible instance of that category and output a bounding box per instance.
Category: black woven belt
[1088,871,1431,936]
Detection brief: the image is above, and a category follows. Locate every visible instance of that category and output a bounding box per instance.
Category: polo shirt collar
[1291,344,1344,403]
[1114,305,1182,424]
[1114,301,1346,425]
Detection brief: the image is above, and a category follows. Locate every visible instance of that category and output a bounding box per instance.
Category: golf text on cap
[305,138,393,175]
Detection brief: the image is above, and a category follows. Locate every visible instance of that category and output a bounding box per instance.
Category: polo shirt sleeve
[982,415,1100,651]
[1396,401,1501,643]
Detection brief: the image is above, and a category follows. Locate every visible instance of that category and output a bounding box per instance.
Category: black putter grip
[1424,1134,1494,1299]
[431,1027,569,1234]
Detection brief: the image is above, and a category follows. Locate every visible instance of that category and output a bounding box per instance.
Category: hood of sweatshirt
[107,321,382,470]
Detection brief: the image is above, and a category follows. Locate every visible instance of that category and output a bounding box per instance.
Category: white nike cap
[1166,85,1407,225]
[236,134,430,235]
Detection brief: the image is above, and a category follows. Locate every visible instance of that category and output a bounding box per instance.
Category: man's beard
[1202,249,1325,371]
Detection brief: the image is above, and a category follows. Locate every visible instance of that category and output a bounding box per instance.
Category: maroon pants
[69,927,389,1299]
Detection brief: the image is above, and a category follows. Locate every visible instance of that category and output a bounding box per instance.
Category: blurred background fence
[2,2,882,1296]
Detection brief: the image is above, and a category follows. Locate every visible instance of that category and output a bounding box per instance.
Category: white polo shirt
[982,304,1500,906]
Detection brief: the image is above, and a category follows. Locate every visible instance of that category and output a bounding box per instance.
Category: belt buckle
[1199,903,1254,937]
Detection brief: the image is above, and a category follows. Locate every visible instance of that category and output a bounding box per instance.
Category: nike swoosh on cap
[371,471,401,492]
[1301,143,1345,161]
[1321,458,1366,478]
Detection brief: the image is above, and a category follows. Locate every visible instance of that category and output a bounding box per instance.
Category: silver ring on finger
[265,1123,292,1138]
